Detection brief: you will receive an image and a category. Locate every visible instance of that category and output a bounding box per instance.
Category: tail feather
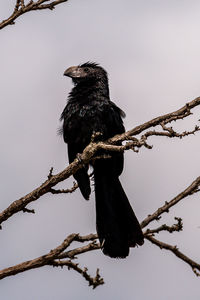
[74,168,91,200]
[94,174,144,258]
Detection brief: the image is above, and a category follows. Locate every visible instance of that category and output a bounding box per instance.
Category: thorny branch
[0,97,200,287]
[0,0,69,30]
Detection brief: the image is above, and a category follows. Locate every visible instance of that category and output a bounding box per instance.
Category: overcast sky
[1,1,200,299]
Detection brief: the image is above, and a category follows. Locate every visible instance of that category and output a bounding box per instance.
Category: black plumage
[60,62,144,258]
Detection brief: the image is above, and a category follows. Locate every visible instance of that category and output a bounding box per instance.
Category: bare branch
[141,176,200,229]
[0,97,200,228]
[58,233,99,259]
[49,171,95,195]
[110,96,200,143]
[0,233,78,280]
[0,0,69,30]
[14,0,21,12]
[0,172,200,285]
[0,232,103,288]
[146,235,200,277]
[160,122,200,138]
[50,181,78,194]
[141,124,200,140]
[144,217,183,235]
[47,167,54,180]
[49,260,104,289]
[22,207,35,214]
[0,98,200,286]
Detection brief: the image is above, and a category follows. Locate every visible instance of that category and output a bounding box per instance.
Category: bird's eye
[84,67,89,72]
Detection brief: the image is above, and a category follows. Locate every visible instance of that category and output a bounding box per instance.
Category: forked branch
[0,97,200,228]
[0,97,200,287]
[0,0,70,30]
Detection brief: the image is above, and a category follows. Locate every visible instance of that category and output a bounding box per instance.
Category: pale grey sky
[1,1,200,299]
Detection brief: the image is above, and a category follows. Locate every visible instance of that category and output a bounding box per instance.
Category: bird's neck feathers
[68,77,110,104]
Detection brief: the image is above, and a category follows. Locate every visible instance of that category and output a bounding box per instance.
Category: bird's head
[63,62,108,85]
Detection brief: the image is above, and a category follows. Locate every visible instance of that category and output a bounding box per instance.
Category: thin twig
[22,207,35,214]
[141,176,200,229]
[50,182,78,194]
[0,0,69,30]
[109,97,200,143]
[49,260,104,289]
[146,235,200,277]
[144,217,183,235]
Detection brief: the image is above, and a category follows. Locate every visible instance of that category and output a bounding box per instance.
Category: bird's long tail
[94,172,144,258]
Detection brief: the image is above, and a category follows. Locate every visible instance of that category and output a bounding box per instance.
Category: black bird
[60,62,144,258]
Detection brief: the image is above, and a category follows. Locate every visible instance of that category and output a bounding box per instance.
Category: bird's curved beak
[63,66,81,78]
